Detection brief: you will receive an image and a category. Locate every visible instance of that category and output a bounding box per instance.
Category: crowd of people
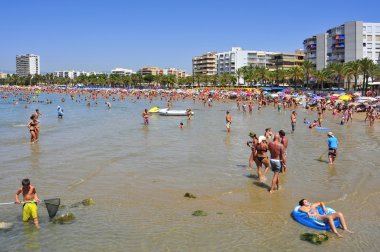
[2,85,377,236]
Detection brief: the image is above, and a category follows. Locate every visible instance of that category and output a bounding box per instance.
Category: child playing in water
[15,178,40,228]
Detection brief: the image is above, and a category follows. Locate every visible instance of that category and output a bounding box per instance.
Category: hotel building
[53,70,88,79]
[163,68,187,78]
[111,68,134,75]
[270,52,305,70]
[216,47,276,74]
[137,67,164,76]
[304,21,380,69]
[192,52,217,75]
[16,54,40,77]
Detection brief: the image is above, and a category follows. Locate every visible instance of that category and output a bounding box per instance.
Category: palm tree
[314,69,329,91]
[328,62,346,90]
[302,60,314,88]
[345,60,361,91]
[359,58,376,95]
[287,67,304,88]
[211,74,219,86]
[219,73,230,86]
[268,71,277,86]
[256,67,269,86]
[277,69,287,85]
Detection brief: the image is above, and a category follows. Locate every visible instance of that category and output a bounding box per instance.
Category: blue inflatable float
[292,205,340,230]
[314,126,329,131]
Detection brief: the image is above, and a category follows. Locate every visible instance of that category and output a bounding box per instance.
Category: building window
[376,35,380,41]
[376,26,380,33]
[367,26,372,33]
[368,43,373,49]
[367,52,372,58]
[367,35,373,41]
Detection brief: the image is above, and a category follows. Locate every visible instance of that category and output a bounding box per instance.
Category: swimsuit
[256,156,267,163]
[270,159,282,173]
[328,148,337,157]
[23,201,38,222]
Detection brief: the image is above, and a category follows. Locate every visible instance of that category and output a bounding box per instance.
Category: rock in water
[184,193,196,199]
[0,222,13,230]
[52,213,75,224]
[82,198,94,206]
[70,198,95,208]
[192,210,207,216]
[300,233,329,245]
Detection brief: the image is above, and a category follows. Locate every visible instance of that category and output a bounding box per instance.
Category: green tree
[287,67,304,88]
[302,60,314,88]
[359,58,376,95]
[327,62,346,90]
[314,69,329,90]
[345,60,361,91]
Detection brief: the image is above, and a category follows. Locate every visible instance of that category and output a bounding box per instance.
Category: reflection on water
[0,93,379,251]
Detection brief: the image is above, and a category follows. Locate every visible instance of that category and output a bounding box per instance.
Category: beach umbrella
[338,95,352,101]
[312,96,324,101]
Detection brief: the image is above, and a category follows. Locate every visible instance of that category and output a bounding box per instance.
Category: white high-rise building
[16,54,40,77]
[216,47,277,75]
[304,21,380,69]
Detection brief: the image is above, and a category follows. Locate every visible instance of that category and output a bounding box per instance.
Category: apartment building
[0,73,8,79]
[217,47,276,74]
[137,67,163,76]
[304,21,380,69]
[270,52,305,70]
[16,54,40,77]
[53,70,92,79]
[111,68,134,75]
[163,68,187,78]
[192,52,217,75]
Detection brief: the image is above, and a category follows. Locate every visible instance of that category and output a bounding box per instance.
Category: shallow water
[0,93,379,252]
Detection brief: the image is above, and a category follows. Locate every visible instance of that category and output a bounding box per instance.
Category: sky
[1,0,379,74]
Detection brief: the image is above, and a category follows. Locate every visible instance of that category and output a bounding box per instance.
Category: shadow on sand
[253,181,271,190]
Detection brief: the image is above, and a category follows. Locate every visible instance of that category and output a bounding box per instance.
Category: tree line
[2,58,379,94]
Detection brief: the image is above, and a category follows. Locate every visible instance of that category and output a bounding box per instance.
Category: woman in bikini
[27,115,38,143]
[247,132,258,177]
[254,136,270,182]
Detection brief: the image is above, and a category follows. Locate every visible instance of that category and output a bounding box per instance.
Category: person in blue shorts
[327,132,338,164]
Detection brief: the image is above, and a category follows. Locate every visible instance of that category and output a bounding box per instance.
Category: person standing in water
[254,136,270,182]
[186,108,192,120]
[27,114,39,143]
[290,111,297,133]
[247,131,258,177]
[278,130,288,171]
[57,106,64,118]
[268,134,286,193]
[15,178,40,228]
[327,132,338,164]
[142,109,149,125]
[226,111,232,133]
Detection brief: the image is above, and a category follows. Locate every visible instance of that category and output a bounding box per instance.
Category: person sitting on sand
[298,199,353,238]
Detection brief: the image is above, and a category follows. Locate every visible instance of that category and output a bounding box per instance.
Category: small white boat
[159,109,194,116]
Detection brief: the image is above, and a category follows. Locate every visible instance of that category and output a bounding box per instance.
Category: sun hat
[258,136,266,144]
[249,131,256,137]
[327,132,334,137]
